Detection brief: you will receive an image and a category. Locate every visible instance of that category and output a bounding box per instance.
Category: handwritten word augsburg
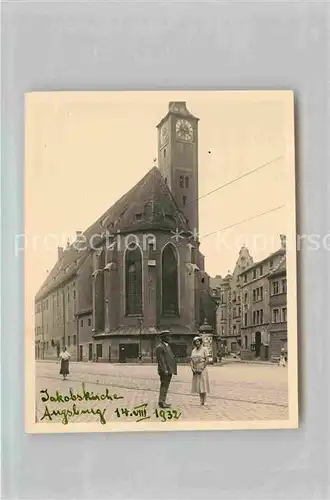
[40,404,107,425]
[39,383,124,425]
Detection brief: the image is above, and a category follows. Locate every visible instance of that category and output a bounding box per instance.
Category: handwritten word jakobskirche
[39,383,124,425]
[115,404,182,423]
[40,383,123,404]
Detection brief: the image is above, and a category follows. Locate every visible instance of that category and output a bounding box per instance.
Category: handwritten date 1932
[114,404,182,422]
[154,408,182,422]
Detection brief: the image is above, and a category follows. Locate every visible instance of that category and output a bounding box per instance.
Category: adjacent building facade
[267,254,287,359]
[35,102,217,363]
[212,236,287,361]
[214,246,253,353]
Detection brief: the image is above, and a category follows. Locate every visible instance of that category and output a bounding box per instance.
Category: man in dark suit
[155,330,177,408]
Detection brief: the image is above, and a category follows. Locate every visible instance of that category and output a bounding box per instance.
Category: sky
[25,91,294,326]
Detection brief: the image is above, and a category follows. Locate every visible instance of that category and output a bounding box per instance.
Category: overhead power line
[187,155,284,206]
[174,204,285,250]
[200,204,285,240]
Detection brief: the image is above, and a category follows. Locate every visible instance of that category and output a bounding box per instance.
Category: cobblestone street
[35,360,289,426]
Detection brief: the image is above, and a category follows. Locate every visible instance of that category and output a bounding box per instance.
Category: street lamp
[137,315,143,363]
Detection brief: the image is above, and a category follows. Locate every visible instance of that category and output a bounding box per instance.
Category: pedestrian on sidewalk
[58,346,71,380]
[155,330,177,408]
[191,335,210,406]
[278,348,287,367]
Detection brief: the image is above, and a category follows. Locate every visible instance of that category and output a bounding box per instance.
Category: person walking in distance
[278,347,287,367]
[156,330,177,408]
[58,346,71,380]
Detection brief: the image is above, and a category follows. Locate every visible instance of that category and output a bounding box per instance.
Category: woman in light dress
[278,348,287,367]
[190,335,210,405]
[59,346,70,380]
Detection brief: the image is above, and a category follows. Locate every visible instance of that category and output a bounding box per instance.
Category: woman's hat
[193,335,203,343]
[160,330,170,336]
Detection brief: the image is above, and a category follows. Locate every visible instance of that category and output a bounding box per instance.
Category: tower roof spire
[156,101,199,128]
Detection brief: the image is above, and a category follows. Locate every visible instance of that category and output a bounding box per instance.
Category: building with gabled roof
[213,246,254,353]
[34,102,217,363]
[239,235,287,360]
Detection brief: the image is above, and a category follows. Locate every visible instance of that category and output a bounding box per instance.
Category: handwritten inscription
[115,404,182,422]
[38,383,183,425]
[39,383,123,425]
[41,404,108,425]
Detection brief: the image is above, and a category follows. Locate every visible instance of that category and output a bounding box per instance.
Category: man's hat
[160,330,170,336]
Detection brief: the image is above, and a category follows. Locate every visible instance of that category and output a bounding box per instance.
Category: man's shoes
[158,402,171,408]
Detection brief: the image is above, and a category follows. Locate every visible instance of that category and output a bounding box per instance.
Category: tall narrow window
[125,247,142,315]
[191,246,196,264]
[179,175,184,188]
[272,308,280,323]
[185,176,189,188]
[182,195,187,206]
[272,281,279,295]
[162,244,178,315]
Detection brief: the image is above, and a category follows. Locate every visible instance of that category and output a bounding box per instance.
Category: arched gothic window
[125,247,142,315]
[162,244,179,315]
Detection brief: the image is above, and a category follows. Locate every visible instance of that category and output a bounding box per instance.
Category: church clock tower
[157,102,199,236]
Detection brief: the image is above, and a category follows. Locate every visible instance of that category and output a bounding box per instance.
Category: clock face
[161,125,169,144]
[176,119,193,141]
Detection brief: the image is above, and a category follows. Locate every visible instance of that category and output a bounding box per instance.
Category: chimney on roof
[76,230,82,238]
[58,247,64,259]
[280,234,286,249]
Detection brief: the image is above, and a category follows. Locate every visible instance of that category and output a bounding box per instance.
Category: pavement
[35,361,288,426]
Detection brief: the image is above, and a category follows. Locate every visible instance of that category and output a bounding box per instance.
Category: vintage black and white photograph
[24,91,297,432]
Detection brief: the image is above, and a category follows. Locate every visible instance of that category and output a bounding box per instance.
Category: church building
[34,102,217,363]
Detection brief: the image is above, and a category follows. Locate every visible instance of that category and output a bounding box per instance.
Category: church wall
[111,231,198,332]
[157,233,196,330]
[76,254,93,312]
[90,335,196,364]
[35,276,79,358]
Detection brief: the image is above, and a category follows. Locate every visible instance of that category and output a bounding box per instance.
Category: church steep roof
[35,167,190,302]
